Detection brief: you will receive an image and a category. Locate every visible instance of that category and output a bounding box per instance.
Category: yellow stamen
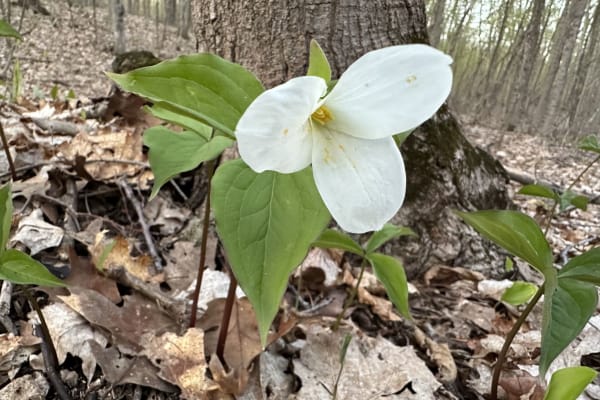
[311,105,334,125]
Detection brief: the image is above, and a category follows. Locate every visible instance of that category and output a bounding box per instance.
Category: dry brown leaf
[343,269,400,321]
[29,302,108,381]
[412,325,457,383]
[423,264,485,286]
[499,370,544,400]
[142,328,215,399]
[0,333,35,377]
[294,248,341,290]
[59,287,177,354]
[89,341,176,393]
[293,324,441,399]
[65,247,121,303]
[91,233,162,284]
[0,372,49,400]
[10,209,64,255]
[144,196,191,236]
[58,127,152,186]
[197,298,263,395]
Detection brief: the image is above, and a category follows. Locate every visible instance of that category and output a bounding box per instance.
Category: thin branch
[117,179,162,272]
[215,266,237,370]
[0,122,16,180]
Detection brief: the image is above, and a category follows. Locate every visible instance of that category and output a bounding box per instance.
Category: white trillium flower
[236,44,453,233]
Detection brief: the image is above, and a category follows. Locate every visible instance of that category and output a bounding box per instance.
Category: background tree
[193,0,512,276]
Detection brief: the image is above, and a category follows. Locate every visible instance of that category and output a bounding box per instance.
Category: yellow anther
[311,105,334,125]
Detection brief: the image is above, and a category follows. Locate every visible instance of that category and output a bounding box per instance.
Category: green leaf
[367,253,411,320]
[505,257,514,272]
[544,366,597,400]
[211,160,330,344]
[394,130,414,146]
[0,19,21,39]
[307,39,332,83]
[559,190,588,212]
[0,183,12,254]
[145,104,212,138]
[144,126,233,199]
[364,223,416,254]
[557,247,600,285]
[518,184,559,201]
[540,276,597,375]
[456,210,554,275]
[11,58,21,102]
[313,229,363,256]
[108,54,264,136]
[0,249,65,287]
[339,333,352,364]
[578,135,600,154]
[501,281,537,305]
[50,85,59,101]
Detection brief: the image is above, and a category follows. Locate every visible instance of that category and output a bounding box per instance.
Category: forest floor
[0,1,600,400]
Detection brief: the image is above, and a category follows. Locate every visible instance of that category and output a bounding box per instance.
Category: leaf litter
[0,1,598,399]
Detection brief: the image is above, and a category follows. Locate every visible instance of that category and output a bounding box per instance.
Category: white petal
[312,129,406,233]
[323,44,453,140]
[236,76,327,173]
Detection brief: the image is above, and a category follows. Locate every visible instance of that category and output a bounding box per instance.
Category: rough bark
[194,0,511,276]
[428,0,445,47]
[508,0,544,131]
[112,0,127,54]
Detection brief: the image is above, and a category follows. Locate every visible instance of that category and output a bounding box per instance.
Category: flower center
[311,105,334,125]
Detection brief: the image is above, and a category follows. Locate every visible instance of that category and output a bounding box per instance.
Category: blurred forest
[427,0,600,140]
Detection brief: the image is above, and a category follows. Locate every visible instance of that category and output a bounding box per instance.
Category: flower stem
[333,257,367,331]
[491,285,544,400]
[189,159,216,328]
[216,265,237,369]
[0,122,16,180]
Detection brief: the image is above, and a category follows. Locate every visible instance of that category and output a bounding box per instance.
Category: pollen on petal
[282,128,289,136]
[405,74,417,84]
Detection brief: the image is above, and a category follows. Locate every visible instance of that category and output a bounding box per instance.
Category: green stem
[0,122,16,180]
[333,257,367,331]
[491,285,544,400]
[189,159,216,328]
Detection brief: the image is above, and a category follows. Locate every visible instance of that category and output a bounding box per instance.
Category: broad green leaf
[307,39,331,83]
[0,249,65,287]
[0,183,12,253]
[144,126,233,199]
[518,184,558,201]
[367,253,411,320]
[557,247,600,285]
[544,366,597,400]
[456,210,553,275]
[578,135,600,154]
[211,160,330,344]
[0,19,21,39]
[559,190,588,212]
[364,223,416,254]
[109,54,264,136]
[501,281,537,305]
[313,229,363,256]
[540,276,597,375]
[145,104,212,138]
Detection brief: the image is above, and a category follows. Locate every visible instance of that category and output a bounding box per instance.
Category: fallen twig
[0,121,16,180]
[0,281,16,334]
[27,118,79,136]
[117,179,163,272]
[505,166,600,205]
[25,289,72,400]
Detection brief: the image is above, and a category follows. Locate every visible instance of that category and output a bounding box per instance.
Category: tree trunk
[194,0,511,276]
[508,0,544,131]
[164,0,176,25]
[428,0,445,47]
[112,0,127,54]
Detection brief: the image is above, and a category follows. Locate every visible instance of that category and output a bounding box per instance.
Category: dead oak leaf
[28,302,108,382]
[142,328,216,399]
[65,247,121,303]
[59,287,177,354]
[197,298,288,395]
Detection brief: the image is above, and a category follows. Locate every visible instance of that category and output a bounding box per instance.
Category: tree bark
[194,0,511,276]
[112,0,127,54]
